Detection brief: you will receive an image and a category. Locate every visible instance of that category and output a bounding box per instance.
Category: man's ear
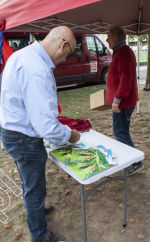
[60,40,67,53]
[113,35,118,43]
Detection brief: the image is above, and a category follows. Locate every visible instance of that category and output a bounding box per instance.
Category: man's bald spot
[45,26,76,47]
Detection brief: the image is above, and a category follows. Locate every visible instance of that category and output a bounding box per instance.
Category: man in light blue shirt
[0,26,80,242]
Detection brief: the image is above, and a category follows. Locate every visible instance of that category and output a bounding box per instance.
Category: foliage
[129,34,148,42]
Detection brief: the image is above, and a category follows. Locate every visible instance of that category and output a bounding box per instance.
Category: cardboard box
[90,89,111,111]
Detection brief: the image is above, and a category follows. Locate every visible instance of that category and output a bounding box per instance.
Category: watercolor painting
[49,143,117,180]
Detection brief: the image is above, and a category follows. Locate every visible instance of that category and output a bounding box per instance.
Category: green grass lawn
[135,51,148,62]
[57,85,102,118]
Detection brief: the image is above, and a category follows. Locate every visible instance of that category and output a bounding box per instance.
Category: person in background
[12,41,19,51]
[0,26,80,242]
[106,25,144,176]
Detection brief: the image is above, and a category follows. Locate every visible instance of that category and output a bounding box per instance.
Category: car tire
[100,68,108,84]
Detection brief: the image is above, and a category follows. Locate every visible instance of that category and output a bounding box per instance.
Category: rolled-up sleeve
[22,70,71,145]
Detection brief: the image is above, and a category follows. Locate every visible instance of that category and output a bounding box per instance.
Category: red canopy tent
[0,0,150,35]
[0,0,149,114]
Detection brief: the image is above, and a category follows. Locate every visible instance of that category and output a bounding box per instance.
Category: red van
[5,32,112,85]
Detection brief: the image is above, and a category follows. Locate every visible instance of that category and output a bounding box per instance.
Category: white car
[130,46,137,52]
[141,45,148,51]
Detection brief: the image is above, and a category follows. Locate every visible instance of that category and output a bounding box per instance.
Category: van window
[86,36,97,55]
[74,36,82,55]
[7,39,29,50]
[6,33,45,51]
[95,38,103,55]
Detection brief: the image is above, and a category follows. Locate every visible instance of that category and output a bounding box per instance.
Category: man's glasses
[62,38,73,56]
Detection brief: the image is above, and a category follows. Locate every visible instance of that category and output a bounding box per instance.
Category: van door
[95,36,111,83]
[54,35,83,87]
[82,35,99,83]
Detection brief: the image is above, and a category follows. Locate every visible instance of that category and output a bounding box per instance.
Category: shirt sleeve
[22,69,71,145]
[115,50,133,100]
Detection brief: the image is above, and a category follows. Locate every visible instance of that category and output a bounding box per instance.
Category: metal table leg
[80,173,128,241]
[123,171,127,227]
[80,184,87,242]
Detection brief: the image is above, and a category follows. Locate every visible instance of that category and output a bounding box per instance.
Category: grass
[1,84,150,242]
[57,85,102,118]
[15,202,24,209]
[135,51,148,62]
[56,192,63,202]
[109,183,123,192]
[18,212,26,219]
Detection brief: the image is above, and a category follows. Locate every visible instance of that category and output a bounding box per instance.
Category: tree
[129,34,148,42]
[129,34,150,91]
[144,34,150,91]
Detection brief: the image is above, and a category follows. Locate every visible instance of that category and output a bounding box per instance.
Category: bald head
[46,26,76,46]
[40,26,76,65]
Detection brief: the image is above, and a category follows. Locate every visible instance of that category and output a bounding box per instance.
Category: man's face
[106,33,118,49]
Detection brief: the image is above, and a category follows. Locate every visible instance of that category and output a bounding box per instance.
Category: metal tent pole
[137,35,140,114]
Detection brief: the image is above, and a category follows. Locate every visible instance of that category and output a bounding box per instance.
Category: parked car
[141,45,148,51]
[5,32,112,85]
[130,46,137,52]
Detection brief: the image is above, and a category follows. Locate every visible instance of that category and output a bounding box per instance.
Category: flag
[0,20,5,74]
[0,19,14,89]
[57,101,61,114]
[2,36,14,63]
[0,20,5,86]
[29,32,35,45]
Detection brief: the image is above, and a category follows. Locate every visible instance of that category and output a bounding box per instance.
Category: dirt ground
[0,85,150,242]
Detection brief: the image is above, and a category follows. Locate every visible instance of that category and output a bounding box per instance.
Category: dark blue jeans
[1,128,49,239]
[113,107,142,166]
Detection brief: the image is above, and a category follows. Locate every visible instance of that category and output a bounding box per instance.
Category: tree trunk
[144,34,150,90]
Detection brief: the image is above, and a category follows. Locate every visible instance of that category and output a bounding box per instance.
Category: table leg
[80,184,87,242]
[123,171,127,227]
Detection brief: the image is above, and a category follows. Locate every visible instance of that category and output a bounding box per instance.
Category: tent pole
[136,35,140,114]
[136,0,143,114]
[126,35,129,45]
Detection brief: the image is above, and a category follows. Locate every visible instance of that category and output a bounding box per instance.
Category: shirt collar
[31,41,55,70]
[113,40,126,54]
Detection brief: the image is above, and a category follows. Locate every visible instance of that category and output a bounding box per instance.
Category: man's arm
[22,70,80,145]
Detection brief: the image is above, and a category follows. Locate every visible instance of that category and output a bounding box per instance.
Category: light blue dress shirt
[0,41,71,145]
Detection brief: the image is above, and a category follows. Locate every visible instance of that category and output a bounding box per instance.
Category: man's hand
[112,102,121,113]
[69,130,80,143]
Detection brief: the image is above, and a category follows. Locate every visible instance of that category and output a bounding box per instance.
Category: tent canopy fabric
[0,0,99,31]
[0,0,150,35]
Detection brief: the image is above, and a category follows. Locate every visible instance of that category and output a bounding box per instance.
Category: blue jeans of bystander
[1,128,49,240]
[113,107,142,166]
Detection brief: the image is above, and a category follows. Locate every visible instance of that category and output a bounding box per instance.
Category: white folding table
[48,129,144,242]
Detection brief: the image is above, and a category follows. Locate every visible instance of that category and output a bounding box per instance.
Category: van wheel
[100,68,108,84]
